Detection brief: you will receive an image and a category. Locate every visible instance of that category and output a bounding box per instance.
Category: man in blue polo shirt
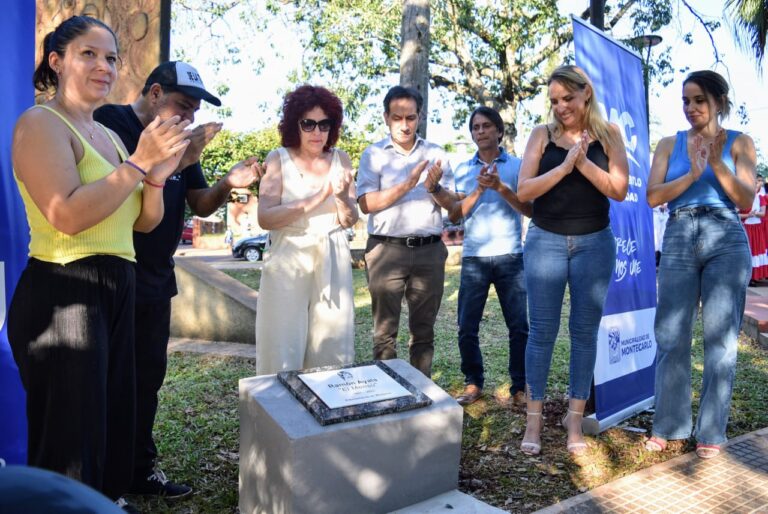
[448,106,532,406]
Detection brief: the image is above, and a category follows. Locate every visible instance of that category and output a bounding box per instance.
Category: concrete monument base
[239,359,463,514]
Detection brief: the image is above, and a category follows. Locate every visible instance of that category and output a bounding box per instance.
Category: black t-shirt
[532,139,611,235]
[94,104,208,302]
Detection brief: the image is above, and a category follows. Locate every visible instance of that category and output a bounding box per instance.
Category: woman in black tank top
[516,65,629,457]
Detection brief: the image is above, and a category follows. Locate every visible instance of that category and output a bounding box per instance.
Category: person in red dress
[739,175,767,284]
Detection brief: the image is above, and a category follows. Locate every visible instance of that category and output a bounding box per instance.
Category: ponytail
[33,33,58,91]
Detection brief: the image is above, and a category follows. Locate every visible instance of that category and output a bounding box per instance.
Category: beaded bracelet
[143,178,165,188]
[124,159,147,177]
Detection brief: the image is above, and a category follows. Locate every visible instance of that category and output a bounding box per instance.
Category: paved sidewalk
[535,427,768,514]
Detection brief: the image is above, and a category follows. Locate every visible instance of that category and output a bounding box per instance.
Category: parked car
[232,233,269,262]
[181,220,193,244]
[441,217,464,247]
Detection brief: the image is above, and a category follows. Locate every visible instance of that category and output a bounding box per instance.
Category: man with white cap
[95,61,262,499]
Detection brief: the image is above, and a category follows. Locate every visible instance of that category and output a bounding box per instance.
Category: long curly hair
[278,85,343,152]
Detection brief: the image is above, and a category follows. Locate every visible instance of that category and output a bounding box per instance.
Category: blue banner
[573,17,657,421]
[0,2,34,465]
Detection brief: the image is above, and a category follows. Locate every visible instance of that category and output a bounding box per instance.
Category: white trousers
[255,228,354,375]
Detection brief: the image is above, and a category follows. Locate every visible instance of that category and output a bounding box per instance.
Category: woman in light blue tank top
[646,70,756,459]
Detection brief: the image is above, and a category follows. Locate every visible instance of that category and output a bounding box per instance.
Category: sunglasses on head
[299,118,334,132]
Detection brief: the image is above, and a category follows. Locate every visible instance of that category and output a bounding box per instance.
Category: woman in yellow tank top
[7,16,191,507]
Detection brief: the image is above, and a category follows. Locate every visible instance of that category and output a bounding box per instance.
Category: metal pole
[645,45,651,129]
[590,0,605,30]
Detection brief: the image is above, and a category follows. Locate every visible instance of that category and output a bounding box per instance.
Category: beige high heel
[561,409,588,455]
[520,411,542,456]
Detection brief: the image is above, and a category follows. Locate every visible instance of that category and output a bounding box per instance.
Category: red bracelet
[144,178,165,188]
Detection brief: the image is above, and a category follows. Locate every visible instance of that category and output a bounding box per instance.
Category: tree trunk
[399,0,430,138]
[497,101,518,154]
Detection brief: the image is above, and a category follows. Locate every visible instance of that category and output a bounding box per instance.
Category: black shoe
[116,497,142,513]
[129,468,192,500]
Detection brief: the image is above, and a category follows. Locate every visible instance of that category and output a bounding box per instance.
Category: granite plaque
[298,364,411,408]
[277,361,432,426]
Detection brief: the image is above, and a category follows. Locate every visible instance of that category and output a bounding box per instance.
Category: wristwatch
[428,183,442,194]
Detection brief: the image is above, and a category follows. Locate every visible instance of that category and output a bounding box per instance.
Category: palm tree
[727,0,768,71]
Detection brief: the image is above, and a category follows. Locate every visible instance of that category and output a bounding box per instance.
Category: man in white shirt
[356,86,456,377]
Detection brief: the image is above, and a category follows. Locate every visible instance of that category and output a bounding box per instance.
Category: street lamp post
[631,34,663,128]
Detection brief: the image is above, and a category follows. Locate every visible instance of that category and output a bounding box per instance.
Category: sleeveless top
[277,147,341,234]
[14,105,140,264]
[532,128,611,235]
[665,129,741,211]
[274,147,345,301]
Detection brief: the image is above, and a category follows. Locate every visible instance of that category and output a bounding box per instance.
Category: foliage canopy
[268,0,678,148]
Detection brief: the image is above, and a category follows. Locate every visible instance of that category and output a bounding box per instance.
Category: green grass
[130,267,768,513]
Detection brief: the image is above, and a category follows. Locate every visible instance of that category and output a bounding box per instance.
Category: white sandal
[562,409,588,455]
[520,411,542,456]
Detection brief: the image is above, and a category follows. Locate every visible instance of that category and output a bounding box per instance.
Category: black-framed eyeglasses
[299,118,333,132]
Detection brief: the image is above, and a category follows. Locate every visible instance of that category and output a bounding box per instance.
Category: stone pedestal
[239,359,463,514]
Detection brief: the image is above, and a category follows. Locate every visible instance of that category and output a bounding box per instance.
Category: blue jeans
[523,224,615,401]
[457,253,528,393]
[653,206,750,445]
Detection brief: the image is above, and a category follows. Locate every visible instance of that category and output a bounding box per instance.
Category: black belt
[370,234,441,248]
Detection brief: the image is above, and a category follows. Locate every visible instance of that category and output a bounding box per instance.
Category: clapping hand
[139,115,192,183]
[474,164,490,193]
[707,128,726,167]
[477,163,501,191]
[226,157,264,189]
[424,160,443,192]
[688,133,709,180]
[331,166,353,197]
[565,131,588,172]
[179,122,223,170]
[407,160,430,189]
[574,130,590,169]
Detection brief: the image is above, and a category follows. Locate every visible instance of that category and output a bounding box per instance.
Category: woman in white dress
[255,85,358,375]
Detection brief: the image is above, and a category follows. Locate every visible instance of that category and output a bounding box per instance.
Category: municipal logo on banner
[594,308,657,385]
[608,326,621,364]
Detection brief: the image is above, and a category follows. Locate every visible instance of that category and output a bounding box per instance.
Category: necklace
[53,99,97,140]
[84,122,97,140]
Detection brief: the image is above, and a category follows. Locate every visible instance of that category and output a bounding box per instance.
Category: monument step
[389,490,509,514]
